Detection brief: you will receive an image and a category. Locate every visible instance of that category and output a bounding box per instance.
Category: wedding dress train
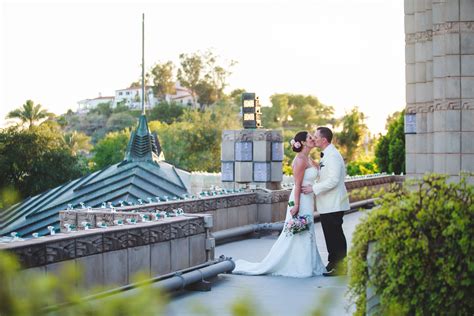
[233,167,326,277]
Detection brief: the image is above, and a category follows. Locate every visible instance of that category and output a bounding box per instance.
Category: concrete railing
[58,175,404,234]
[0,214,213,290]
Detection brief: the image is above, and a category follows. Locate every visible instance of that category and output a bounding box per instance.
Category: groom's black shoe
[323,268,346,277]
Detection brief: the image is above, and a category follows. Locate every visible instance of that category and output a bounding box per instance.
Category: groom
[302,127,350,276]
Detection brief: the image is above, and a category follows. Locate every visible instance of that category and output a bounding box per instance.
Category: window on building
[119,92,123,96]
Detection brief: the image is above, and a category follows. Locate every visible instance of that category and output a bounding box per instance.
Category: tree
[177,50,236,109]
[90,102,113,118]
[375,110,405,174]
[90,130,130,171]
[0,126,87,201]
[151,61,176,101]
[262,94,334,130]
[148,104,240,172]
[335,107,368,162]
[177,52,202,106]
[105,113,137,133]
[6,100,54,129]
[63,131,92,155]
[148,102,185,124]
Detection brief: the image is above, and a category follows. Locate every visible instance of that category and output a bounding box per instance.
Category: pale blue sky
[1,0,405,134]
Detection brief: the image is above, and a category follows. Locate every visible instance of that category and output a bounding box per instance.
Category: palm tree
[64,131,92,155]
[6,100,53,128]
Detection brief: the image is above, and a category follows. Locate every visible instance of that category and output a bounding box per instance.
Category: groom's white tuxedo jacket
[312,144,350,214]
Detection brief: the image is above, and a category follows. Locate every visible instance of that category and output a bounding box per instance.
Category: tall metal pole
[141,13,145,115]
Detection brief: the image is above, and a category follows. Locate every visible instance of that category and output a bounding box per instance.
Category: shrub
[348,173,474,315]
[0,251,168,315]
[346,157,379,176]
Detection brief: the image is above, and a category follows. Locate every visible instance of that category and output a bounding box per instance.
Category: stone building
[404,0,474,181]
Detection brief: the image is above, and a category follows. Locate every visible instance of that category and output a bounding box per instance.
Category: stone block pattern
[405,0,474,180]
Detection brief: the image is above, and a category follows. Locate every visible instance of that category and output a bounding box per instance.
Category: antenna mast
[141,13,145,115]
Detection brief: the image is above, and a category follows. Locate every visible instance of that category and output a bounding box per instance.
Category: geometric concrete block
[76,254,104,291]
[461,55,474,76]
[416,133,428,154]
[221,162,234,182]
[433,154,446,173]
[446,33,460,55]
[150,241,171,277]
[221,140,235,161]
[433,56,445,78]
[171,237,189,271]
[227,206,239,229]
[461,32,474,54]
[445,132,461,153]
[433,110,446,132]
[406,153,416,173]
[445,55,460,76]
[446,154,461,175]
[416,112,428,133]
[238,206,249,227]
[189,234,206,266]
[103,249,128,286]
[235,142,253,161]
[446,0,460,22]
[445,77,461,99]
[462,109,474,131]
[461,0,474,21]
[253,140,271,161]
[253,162,271,182]
[461,77,474,98]
[416,154,430,174]
[445,110,461,131]
[248,204,258,224]
[235,162,253,182]
[215,208,228,232]
[462,132,474,153]
[128,245,150,280]
[405,134,417,154]
[257,204,272,223]
[271,162,283,182]
[461,154,474,172]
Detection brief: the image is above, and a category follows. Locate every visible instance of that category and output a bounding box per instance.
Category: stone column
[460,0,474,181]
[405,0,474,182]
[221,129,283,190]
[405,0,417,176]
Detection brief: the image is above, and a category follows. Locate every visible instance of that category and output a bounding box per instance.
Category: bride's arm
[290,157,306,217]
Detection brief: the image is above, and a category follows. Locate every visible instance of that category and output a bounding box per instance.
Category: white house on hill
[77,83,196,113]
[77,95,115,114]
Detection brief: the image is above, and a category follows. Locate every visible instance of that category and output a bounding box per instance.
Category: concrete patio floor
[165,210,366,316]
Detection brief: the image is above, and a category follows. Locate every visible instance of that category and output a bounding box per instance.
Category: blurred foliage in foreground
[0,251,167,316]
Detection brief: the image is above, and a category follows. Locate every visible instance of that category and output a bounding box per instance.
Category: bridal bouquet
[284,214,311,236]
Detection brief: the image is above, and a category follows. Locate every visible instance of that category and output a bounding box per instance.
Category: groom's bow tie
[320,152,324,158]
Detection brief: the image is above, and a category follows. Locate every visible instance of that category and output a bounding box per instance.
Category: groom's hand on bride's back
[301,185,313,194]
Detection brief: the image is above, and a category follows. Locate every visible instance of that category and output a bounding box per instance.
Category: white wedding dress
[233,167,326,277]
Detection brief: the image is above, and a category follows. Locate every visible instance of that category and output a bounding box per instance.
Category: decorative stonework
[416,102,435,113]
[76,234,104,257]
[434,100,463,111]
[462,100,474,110]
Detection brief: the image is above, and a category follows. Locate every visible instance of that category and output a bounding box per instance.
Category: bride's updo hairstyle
[290,131,308,153]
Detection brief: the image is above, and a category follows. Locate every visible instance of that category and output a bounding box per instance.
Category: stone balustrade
[58,175,404,234]
[0,214,212,290]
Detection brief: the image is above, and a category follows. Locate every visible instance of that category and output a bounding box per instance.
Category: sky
[0,0,405,135]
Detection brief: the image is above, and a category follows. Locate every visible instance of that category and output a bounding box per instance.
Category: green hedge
[348,174,474,315]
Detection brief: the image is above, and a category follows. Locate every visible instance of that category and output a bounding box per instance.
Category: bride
[233,131,327,277]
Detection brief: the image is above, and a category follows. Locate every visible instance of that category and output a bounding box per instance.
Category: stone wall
[58,175,403,234]
[405,0,474,181]
[0,214,211,290]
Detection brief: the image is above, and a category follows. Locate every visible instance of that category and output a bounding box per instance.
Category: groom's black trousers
[320,211,347,270]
